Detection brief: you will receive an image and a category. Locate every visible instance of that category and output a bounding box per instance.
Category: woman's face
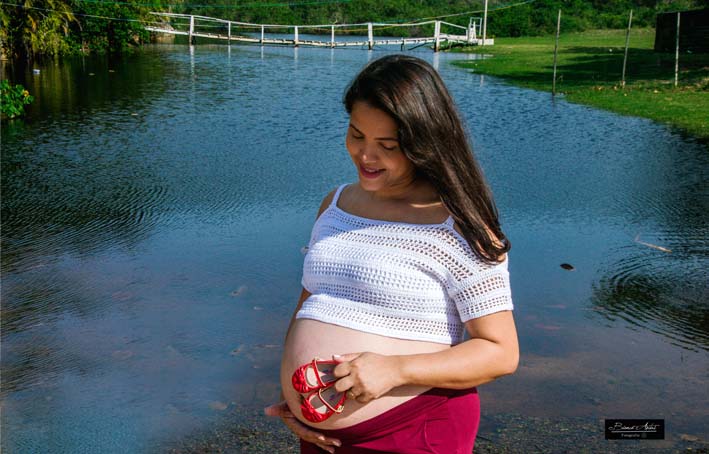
[345,101,417,195]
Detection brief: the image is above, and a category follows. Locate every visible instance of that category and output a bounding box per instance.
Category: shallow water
[1,42,707,452]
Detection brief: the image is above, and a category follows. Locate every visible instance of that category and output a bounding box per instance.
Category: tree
[1,0,77,59]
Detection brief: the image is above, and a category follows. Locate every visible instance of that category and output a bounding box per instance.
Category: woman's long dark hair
[344,54,510,263]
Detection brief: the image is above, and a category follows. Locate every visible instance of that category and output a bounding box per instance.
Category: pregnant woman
[265,55,519,454]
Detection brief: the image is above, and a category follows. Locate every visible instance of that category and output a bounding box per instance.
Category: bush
[1,80,34,119]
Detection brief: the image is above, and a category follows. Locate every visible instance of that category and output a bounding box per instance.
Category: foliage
[486,0,704,37]
[0,80,35,119]
[0,0,157,59]
[68,0,155,53]
[0,0,76,58]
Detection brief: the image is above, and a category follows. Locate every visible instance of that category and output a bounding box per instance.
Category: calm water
[1,43,707,453]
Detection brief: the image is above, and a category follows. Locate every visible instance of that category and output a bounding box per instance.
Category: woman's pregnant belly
[281,318,451,430]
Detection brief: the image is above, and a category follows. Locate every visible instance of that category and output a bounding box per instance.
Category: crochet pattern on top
[298,184,513,345]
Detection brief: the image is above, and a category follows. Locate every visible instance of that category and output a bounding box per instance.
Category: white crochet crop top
[297,184,514,345]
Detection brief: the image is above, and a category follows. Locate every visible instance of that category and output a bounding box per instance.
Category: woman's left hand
[331,352,405,404]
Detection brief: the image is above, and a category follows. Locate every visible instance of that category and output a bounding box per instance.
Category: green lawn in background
[451,29,709,140]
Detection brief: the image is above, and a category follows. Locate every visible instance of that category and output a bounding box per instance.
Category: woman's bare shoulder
[316,187,339,219]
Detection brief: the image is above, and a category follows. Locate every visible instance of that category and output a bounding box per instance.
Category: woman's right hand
[264,400,342,453]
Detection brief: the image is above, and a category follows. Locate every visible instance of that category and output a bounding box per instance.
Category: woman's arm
[386,226,518,390]
[398,310,518,388]
[332,310,519,402]
[282,186,336,340]
[284,286,311,342]
[265,188,342,453]
[282,186,335,340]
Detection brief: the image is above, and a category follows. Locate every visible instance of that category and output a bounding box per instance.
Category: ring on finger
[347,390,356,399]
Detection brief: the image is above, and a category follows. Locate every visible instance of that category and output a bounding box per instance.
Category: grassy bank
[451,29,709,140]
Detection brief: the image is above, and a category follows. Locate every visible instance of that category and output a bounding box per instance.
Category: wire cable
[68,0,350,9]
[0,0,535,28]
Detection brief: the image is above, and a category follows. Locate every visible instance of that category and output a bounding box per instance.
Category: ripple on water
[1,123,173,272]
[591,241,709,352]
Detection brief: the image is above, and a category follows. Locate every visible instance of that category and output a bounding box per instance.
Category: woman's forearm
[284,287,312,342]
[395,337,519,389]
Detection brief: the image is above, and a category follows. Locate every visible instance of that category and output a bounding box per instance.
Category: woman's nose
[358,142,379,162]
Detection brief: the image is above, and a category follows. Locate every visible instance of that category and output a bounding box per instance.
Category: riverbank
[451,29,709,141]
[166,404,709,453]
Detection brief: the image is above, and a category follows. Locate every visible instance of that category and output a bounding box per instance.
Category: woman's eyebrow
[349,122,398,141]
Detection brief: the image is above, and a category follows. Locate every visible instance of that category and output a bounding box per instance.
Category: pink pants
[300,387,480,454]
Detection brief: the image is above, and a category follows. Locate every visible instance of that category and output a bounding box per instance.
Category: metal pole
[189,15,194,45]
[434,20,441,52]
[674,12,680,87]
[228,22,231,43]
[552,9,561,96]
[621,9,632,87]
[331,25,335,48]
[294,26,299,47]
[261,25,264,45]
[482,0,488,46]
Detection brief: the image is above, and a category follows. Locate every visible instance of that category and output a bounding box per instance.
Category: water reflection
[590,141,709,352]
[592,245,708,352]
[1,122,167,273]
[1,44,707,451]
[1,52,176,277]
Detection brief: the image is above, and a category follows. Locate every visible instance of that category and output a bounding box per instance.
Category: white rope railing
[147,12,494,50]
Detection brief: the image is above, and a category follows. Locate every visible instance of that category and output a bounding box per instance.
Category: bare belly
[281,318,451,430]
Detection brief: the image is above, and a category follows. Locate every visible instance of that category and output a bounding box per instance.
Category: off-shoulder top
[297,184,514,345]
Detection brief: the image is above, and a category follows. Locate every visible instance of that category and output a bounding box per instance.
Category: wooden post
[482,0,488,46]
[189,15,194,45]
[401,38,406,51]
[367,23,373,50]
[261,25,265,45]
[228,22,231,43]
[294,26,299,47]
[331,25,335,48]
[674,12,680,87]
[434,20,441,52]
[552,9,561,96]
[472,22,477,42]
[621,10,632,87]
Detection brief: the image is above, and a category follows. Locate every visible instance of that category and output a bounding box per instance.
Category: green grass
[450,29,709,140]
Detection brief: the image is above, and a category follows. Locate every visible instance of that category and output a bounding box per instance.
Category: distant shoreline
[450,29,709,142]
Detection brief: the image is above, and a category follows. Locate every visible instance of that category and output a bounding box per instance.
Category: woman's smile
[359,164,385,178]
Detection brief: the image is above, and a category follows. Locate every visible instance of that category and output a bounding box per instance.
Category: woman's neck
[363,178,440,206]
